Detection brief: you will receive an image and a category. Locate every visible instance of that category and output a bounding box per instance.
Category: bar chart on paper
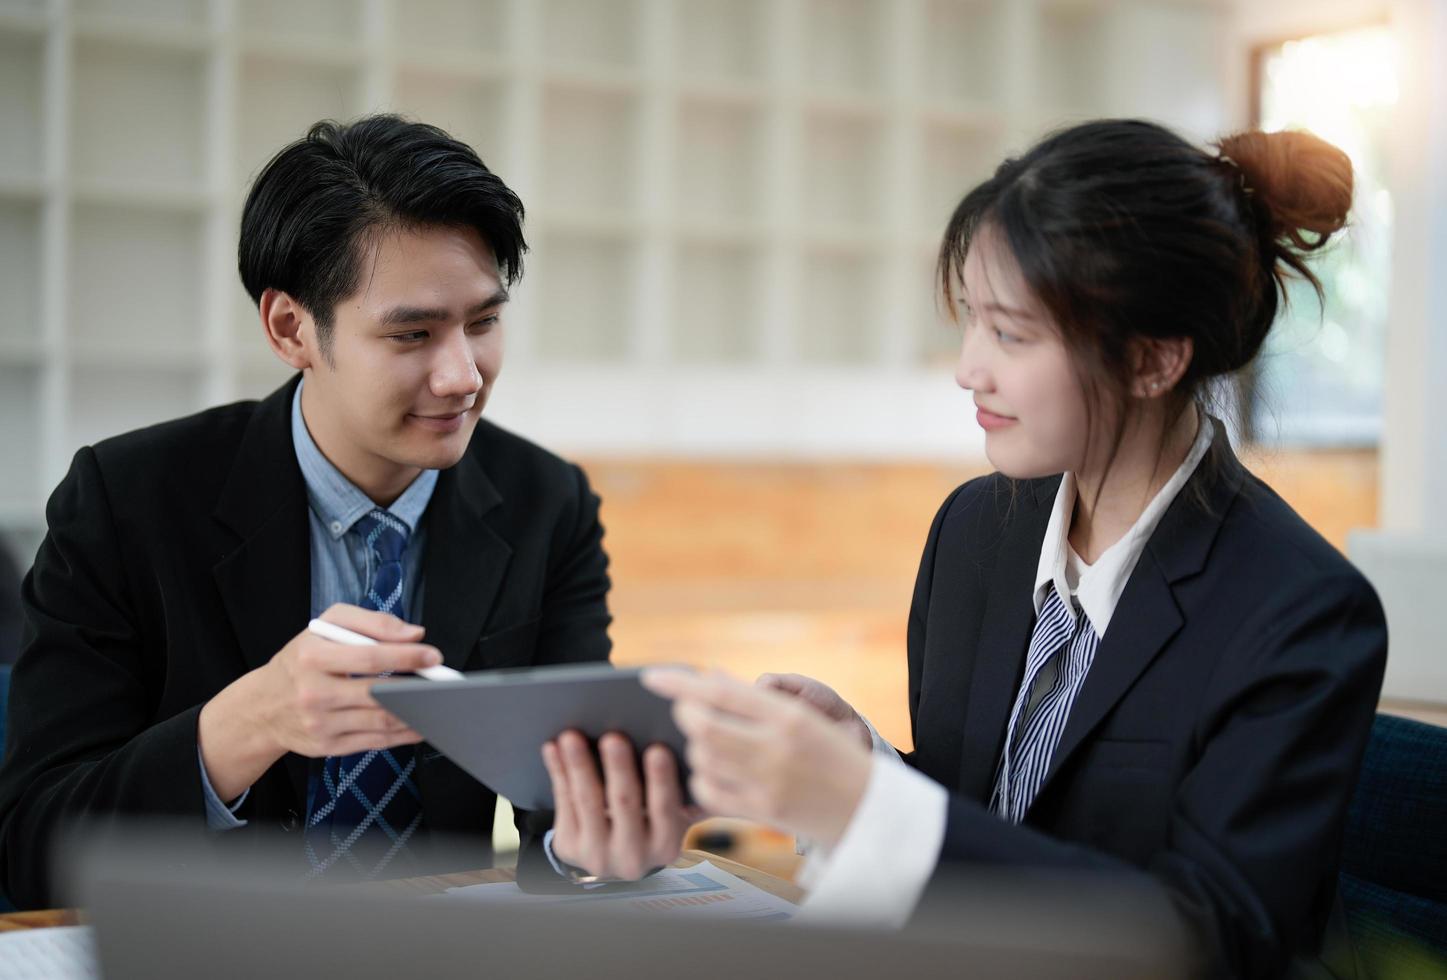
[426,861,797,923]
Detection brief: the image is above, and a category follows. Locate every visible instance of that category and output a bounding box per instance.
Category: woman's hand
[642,669,873,851]
[755,672,873,751]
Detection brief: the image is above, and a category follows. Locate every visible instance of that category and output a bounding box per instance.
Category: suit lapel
[1035,423,1246,798]
[956,479,1056,803]
[1038,556,1183,794]
[211,374,312,806]
[419,449,509,672]
[415,448,509,835]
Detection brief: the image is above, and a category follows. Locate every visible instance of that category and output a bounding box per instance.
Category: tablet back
[371,664,690,810]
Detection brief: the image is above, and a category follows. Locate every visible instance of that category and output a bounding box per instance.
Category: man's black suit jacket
[904,427,1386,978]
[0,376,611,908]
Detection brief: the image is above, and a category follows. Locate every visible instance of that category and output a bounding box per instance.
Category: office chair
[1339,713,1447,975]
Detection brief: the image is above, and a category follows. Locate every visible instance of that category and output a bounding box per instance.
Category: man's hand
[198,604,441,802]
[541,730,697,881]
[756,672,873,751]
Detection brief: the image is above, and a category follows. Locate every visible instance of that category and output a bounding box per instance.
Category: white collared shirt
[797,417,1214,928]
[1032,417,1215,637]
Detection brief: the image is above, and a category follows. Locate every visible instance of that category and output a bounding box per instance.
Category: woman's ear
[1130,336,1194,399]
[258,288,316,371]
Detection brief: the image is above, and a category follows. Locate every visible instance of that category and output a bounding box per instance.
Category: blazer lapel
[1036,423,1246,797]
[415,448,510,837]
[211,374,312,806]
[956,478,1056,803]
[419,449,509,672]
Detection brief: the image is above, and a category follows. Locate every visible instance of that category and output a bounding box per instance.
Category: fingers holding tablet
[542,730,691,882]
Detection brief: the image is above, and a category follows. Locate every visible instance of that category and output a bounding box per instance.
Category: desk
[369,849,804,902]
[0,907,80,933]
[0,849,802,934]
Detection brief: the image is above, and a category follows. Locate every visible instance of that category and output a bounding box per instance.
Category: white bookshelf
[0,0,1230,557]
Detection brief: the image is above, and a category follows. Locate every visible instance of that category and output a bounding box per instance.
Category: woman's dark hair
[239,114,527,355]
[937,118,1353,494]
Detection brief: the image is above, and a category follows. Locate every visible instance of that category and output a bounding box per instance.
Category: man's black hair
[239,114,526,354]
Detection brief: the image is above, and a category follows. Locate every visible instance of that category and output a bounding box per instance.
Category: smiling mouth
[976,406,1018,431]
[408,409,472,432]
[412,406,473,419]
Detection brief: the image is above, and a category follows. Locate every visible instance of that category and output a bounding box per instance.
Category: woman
[641,120,1386,978]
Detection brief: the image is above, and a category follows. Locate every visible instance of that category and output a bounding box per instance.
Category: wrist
[811,748,874,851]
[198,670,285,801]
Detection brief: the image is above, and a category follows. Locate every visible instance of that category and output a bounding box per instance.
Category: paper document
[428,861,796,923]
[0,925,99,980]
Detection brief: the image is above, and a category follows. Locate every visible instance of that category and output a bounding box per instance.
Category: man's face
[298,224,506,496]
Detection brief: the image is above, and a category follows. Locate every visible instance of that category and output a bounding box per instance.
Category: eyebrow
[963,298,1038,323]
[379,289,510,326]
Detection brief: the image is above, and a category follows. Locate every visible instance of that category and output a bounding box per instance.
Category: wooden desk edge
[372,849,806,905]
[0,849,804,932]
[0,908,82,933]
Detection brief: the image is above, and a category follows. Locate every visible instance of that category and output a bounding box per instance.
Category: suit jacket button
[281,809,300,832]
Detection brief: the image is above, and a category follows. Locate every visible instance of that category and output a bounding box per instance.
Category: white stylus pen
[306,618,465,681]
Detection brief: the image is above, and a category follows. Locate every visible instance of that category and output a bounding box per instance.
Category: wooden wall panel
[588,450,1381,750]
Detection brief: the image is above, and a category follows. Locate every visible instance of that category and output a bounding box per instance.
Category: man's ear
[1129,335,1194,399]
[258,288,318,371]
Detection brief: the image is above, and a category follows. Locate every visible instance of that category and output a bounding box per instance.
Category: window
[1248,25,1397,447]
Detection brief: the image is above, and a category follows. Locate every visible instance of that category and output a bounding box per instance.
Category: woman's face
[953,230,1092,480]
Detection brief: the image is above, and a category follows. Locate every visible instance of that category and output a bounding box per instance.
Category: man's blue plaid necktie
[304,509,424,880]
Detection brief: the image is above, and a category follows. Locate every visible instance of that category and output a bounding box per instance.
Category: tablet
[370,664,690,811]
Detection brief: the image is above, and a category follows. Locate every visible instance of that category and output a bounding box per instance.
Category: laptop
[64,821,1190,980]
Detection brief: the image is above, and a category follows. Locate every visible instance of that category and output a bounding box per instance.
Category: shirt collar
[290,378,439,540]
[1032,416,1215,636]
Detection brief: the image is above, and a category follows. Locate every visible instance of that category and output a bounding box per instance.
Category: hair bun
[1215,129,1353,253]
[1211,130,1353,372]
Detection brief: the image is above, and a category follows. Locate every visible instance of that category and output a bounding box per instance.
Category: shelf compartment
[237,55,361,188]
[799,247,879,365]
[914,250,959,368]
[921,0,1003,105]
[802,111,885,229]
[675,97,765,223]
[392,69,506,161]
[1038,0,1116,118]
[69,203,203,351]
[675,0,765,83]
[0,30,44,181]
[0,3,47,34]
[541,0,641,72]
[236,0,361,44]
[531,231,635,362]
[917,120,1002,233]
[71,178,210,211]
[73,0,209,30]
[71,38,206,187]
[0,365,41,508]
[0,198,41,347]
[66,364,202,454]
[538,85,639,215]
[394,0,507,58]
[672,241,763,364]
[803,0,883,97]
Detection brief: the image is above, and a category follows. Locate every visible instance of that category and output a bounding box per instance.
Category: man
[0,116,689,908]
